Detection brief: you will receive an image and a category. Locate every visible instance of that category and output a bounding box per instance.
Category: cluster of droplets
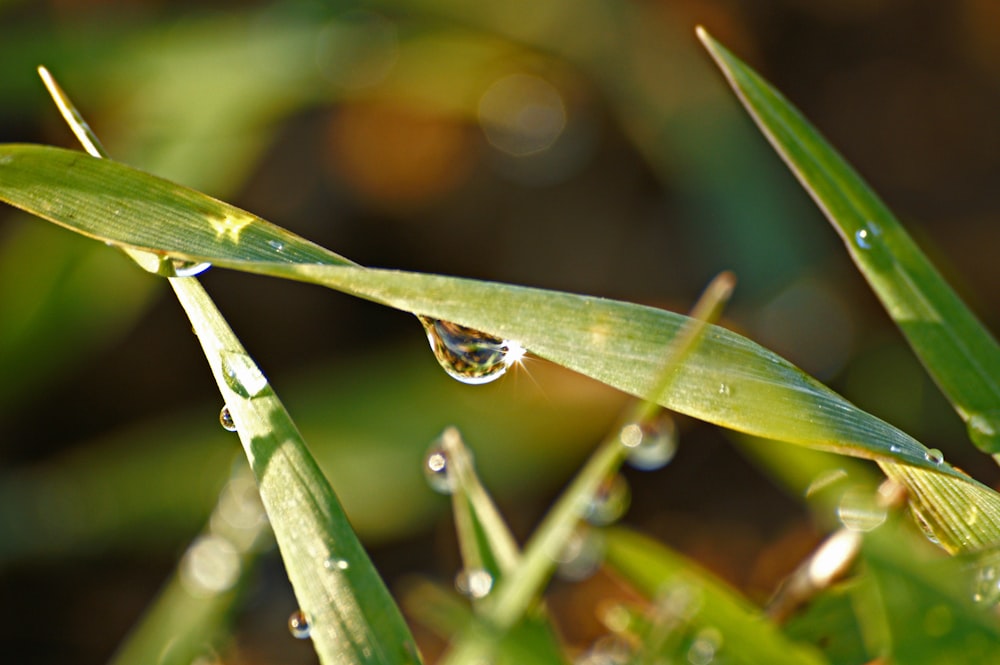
[619,414,678,471]
[418,316,525,385]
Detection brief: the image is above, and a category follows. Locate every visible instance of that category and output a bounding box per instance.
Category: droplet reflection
[288,609,312,640]
[219,406,236,432]
[418,316,525,385]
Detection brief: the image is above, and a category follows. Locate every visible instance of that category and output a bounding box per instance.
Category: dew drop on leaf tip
[288,610,312,639]
[418,315,525,385]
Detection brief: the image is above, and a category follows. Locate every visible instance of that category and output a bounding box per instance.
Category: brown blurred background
[2,0,1000,663]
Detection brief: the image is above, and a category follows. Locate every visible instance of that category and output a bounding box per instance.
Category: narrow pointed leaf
[697,28,1000,456]
[170,278,421,665]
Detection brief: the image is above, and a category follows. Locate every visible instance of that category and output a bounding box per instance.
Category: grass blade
[6,140,1000,556]
[604,527,827,665]
[171,277,421,665]
[696,27,1000,457]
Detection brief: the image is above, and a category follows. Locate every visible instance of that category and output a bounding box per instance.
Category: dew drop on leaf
[418,316,525,385]
[924,448,944,465]
[220,351,270,399]
[323,557,350,571]
[555,526,605,581]
[219,405,236,432]
[619,414,677,471]
[423,445,453,495]
[585,474,631,526]
[455,568,494,599]
[288,609,312,639]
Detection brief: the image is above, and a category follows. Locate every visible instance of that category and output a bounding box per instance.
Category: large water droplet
[455,568,494,599]
[418,316,525,385]
[288,610,312,639]
[584,474,631,526]
[220,351,270,399]
[619,414,677,471]
[967,411,1000,454]
[836,486,887,532]
[219,406,237,432]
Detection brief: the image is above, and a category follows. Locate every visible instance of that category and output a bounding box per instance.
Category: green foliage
[2,16,1000,665]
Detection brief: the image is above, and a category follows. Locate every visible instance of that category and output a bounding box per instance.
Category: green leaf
[5,142,1000,556]
[170,278,421,665]
[860,520,1000,663]
[604,527,827,665]
[697,27,1000,457]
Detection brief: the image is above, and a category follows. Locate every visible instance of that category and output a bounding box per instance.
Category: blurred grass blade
[108,466,270,665]
[604,527,827,665]
[401,581,567,665]
[171,277,421,665]
[438,427,521,595]
[697,27,1000,457]
[860,519,1000,662]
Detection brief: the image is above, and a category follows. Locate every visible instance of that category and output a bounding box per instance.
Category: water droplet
[324,557,350,571]
[267,239,285,252]
[555,526,605,581]
[967,411,1000,454]
[925,448,944,465]
[619,414,677,471]
[455,568,494,599]
[574,635,632,665]
[837,486,887,532]
[423,445,453,494]
[180,534,241,596]
[717,383,731,396]
[972,556,1000,606]
[171,260,212,277]
[220,351,270,399]
[584,474,631,526]
[288,610,312,639]
[219,406,237,432]
[418,316,525,385]
[687,627,723,665]
[854,228,874,250]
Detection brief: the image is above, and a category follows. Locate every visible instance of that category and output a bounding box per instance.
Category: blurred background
[2,0,1000,663]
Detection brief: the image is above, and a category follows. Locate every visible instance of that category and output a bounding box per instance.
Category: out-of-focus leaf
[861,520,1000,663]
[781,583,871,665]
[604,527,827,665]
